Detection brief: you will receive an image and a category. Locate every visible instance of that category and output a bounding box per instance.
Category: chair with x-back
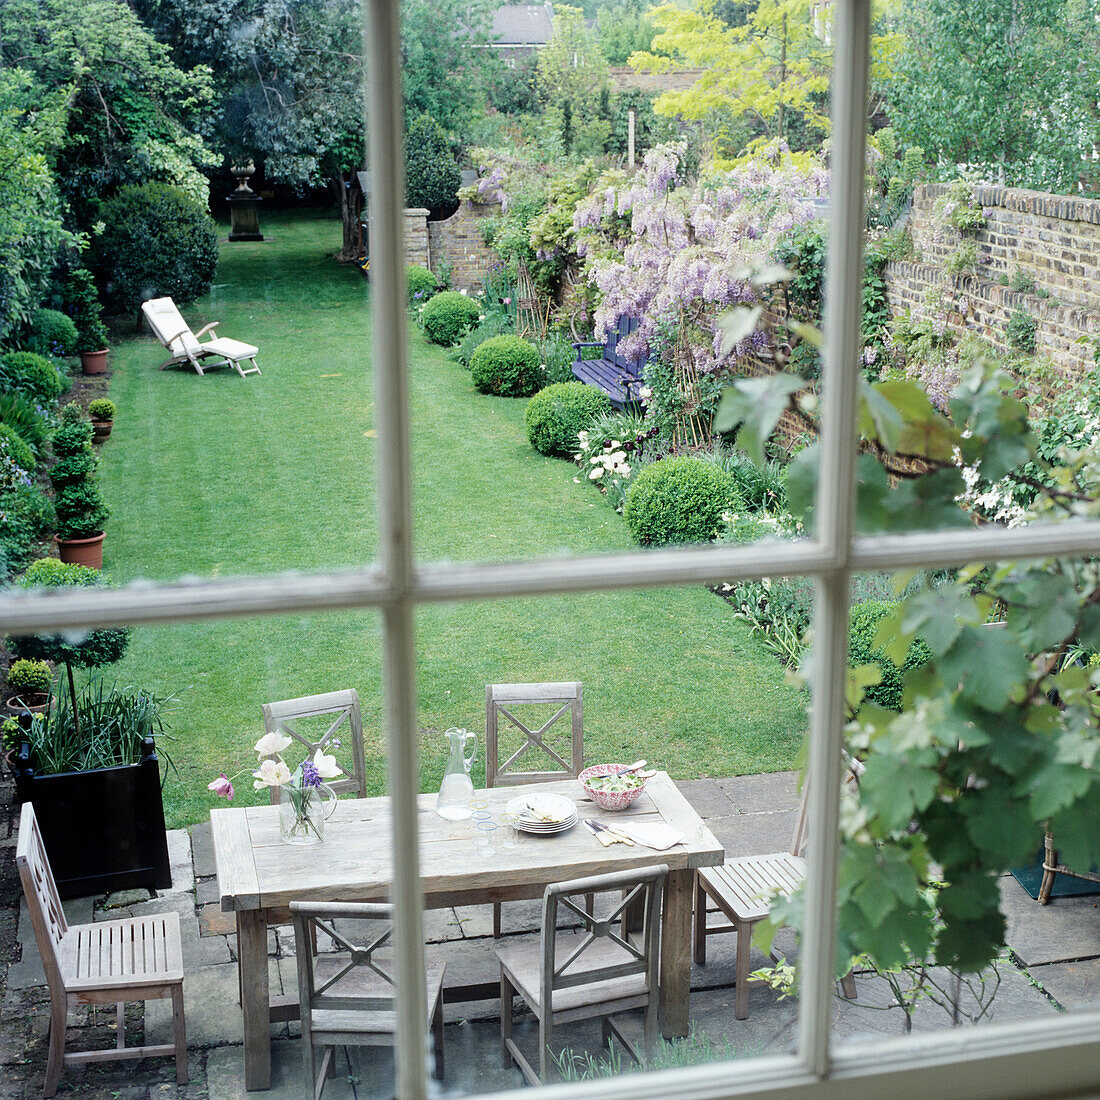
[290,901,445,1098]
[486,682,584,936]
[260,690,366,802]
[496,865,667,1085]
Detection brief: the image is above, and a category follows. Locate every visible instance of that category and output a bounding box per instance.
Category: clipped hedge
[421,291,481,346]
[27,309,78,357]
[525,382,611,456]
[471,335,541,397]
[624,455,737,546]
[0,351,63,405]
[94,183,218,313]
[407,264,438,304]
[0,424,34,471]
[848,599,933,711]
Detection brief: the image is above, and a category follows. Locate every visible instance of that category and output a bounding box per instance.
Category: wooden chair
[496,865,667,1085]
[141,296,261,377]
[486,681,585,936]
[1038,830,1100,904]
[693,765,859,1019]
[15,803,187,1098]
[261,690,367,801]
[290,901,445,1098]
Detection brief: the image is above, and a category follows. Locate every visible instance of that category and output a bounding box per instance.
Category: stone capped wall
[886,184,1100,401]
[426,200,500,290]
[404,208,430,269]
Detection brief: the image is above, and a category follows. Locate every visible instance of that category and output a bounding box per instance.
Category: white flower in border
[588,468,603,480]
[460,288,468,296]
[254,731,292,757]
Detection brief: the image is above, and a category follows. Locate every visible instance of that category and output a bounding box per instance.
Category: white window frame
[2,0,1098,1097]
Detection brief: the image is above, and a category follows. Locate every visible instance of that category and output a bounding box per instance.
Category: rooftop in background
[491,3,555,50]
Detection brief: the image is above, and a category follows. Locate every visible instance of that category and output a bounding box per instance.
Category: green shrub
[50,418,106,539]
[66,268,109,353]
[10,559,130,672]
[407,265,438,304]
[49,450,96,487]
[701,447,787,513]
[451,313,511,367]
[94,183,219,314]
[471,335,542,397]
[1007,308,1038,354]
[421,291,481,346]
[0,424,35,471]
[27,309,77,357]
[404,115,460,215]
[7,658,52,696]
[0,484,54,577]
[88,398,116,421]
[536,333,578,385]
[0,351,63,405]
[51,419,93,457]
[623,456,737,546]
[0,392,48,454]
[525,382,611,456]
[848,599,933,711]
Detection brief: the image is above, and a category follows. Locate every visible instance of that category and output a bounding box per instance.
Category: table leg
[238,910,271,1090]
[659,868,692,1037]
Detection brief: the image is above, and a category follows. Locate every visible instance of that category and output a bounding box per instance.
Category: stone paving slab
[1028,957,1100,1010]
[674,778,737,818]
[190,821,217,879]
[1001,875,1100,966]
[715,771,798,814]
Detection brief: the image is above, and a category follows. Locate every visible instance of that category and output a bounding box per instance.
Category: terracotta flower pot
[91,418,113,444]
[55,531,105,569]
[80,348,108,375]
[5,694,48,718]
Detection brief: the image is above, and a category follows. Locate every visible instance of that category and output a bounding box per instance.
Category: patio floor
[1,772,1097,1098]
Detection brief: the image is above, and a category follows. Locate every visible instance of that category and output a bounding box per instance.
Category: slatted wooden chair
[486,681,585,936]
[290,901,445,1098]
[693,764,859,1019]
[15,803,187,1098]
[1038,830,1100,904]
[496,865,667,1085]
[141,297,260,377]
[260,690,367,801]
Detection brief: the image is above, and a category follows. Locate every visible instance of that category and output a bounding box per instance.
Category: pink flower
[208,774,234,800]
[503,297,512,306]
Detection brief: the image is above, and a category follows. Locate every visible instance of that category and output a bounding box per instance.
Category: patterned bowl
[579,763,650,812]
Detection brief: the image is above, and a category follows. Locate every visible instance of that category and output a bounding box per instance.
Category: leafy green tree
[0,0,215,227]
[404,116,460,216]
[597,0,657,64]
[888,0,1098,193]
[538,5,611,116]
[631,0,897,159]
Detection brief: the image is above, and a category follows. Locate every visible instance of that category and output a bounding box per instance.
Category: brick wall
[426,200,500,290]
[608,67,705,93]
[886,184,1100,399]
[404,208,430,269]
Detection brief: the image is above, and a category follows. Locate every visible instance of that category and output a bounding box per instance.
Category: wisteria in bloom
[576,141,829,376]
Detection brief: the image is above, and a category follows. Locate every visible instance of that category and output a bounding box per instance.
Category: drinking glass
[474,821,498,858]
[500,812,520,848]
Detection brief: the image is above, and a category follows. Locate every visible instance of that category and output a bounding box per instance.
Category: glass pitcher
[436,727,477,819]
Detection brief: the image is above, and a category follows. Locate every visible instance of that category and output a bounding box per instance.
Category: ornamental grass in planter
[50,406,109,568]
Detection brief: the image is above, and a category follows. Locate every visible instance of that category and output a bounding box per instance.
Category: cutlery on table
[585,819,635,846]
[584,820,613,846]
[525,801,557,823]
[608,759,647,778]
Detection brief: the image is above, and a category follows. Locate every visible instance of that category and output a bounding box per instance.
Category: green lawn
[97,212,807,828]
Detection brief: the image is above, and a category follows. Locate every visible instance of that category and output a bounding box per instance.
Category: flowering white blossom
[312,748,342,780]
[254,731,292,756]
[252,758,293,789]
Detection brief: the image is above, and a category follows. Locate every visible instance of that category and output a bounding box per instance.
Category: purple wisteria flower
[300,758,322,789]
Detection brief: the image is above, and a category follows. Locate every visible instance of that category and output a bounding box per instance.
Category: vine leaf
[714,374,802,463]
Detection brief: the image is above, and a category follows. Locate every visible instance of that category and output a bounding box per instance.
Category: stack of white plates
[506,793,578,834]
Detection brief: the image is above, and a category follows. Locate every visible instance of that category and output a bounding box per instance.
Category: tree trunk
[66,662,81,742]
[333,172,360,262]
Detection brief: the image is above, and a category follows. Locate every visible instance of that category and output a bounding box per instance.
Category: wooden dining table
[212,771,723,1090]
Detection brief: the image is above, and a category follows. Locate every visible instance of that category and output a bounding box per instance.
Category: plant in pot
[50,406,109,569]
[67,267,109,375]
[5,658,53,717]
[6,562,168,896]
[88,398,116,445]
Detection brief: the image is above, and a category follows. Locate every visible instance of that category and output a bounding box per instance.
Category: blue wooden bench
[572,315,649,409]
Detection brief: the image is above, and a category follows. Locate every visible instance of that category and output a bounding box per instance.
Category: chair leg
[538,1011,554,1083]
[43,993,66,1099]
[643,996,658,1063]
[171,984,189,1084]
[432,999,445,1080]
[500,970,514,1069]
[734,919,752,1020]
[493,902,502,938]
[693,874,707,965]
[1038,867,1057,905]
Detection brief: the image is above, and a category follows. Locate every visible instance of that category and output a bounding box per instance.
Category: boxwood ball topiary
[525,382,611,456]
[0,352,63,405]
[848,599,932,711]
[623,455,737,546]
[406,265,438,304]
[421,291,481,346]
[470,335,542,397]
[27,309,78,357]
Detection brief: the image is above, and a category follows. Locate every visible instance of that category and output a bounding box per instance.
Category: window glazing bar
[798,0,871,1078]
[5,516,1100,634]
[365,0,428,1096]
